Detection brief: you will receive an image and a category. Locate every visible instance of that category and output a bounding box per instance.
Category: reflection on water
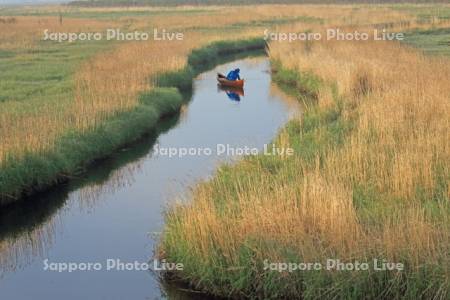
[217,85,245,102]
[0,115,180,278]
[0,57,299,299]
[0,212,59,277]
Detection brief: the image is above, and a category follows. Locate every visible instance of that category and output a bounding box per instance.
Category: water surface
[0,57,299,299]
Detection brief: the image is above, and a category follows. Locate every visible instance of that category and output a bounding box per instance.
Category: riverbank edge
[0,38,266,206]
[159,57,447,298]
[158,60,339,299]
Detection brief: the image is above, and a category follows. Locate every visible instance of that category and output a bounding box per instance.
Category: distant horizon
[1,0,445,7]
[0,0,68,5]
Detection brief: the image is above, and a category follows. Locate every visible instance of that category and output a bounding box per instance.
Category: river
[0,56,299,299]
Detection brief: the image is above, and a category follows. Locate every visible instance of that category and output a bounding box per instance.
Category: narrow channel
[0,57,299,299]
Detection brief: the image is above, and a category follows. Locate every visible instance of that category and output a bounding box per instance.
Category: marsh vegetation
[0,2,449,299]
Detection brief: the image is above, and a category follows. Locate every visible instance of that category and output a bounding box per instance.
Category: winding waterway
[0,57,299,299]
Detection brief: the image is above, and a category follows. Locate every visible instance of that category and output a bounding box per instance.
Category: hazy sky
[0,0,67,4]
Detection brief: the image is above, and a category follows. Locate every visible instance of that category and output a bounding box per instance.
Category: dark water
[0,57,299,299]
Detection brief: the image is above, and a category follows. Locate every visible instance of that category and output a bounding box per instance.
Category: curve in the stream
[0,57,299,300]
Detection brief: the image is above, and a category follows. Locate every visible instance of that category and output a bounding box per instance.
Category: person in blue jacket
[226,68,241,81]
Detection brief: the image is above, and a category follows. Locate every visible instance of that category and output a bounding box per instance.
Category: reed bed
[0,5,309,169]
[0,5,449,296]
[160,7,450,299]
[0,4,437,169]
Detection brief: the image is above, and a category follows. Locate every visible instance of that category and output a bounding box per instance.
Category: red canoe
[217,73,245,88]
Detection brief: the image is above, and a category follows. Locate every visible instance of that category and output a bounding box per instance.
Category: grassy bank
[0,38,266,206]
[0,88,183,205]
[159,39,449,298]
[2,4,445,205]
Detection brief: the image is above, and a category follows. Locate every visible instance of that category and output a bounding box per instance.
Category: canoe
[217,77,244,88]
[217,73,244,88]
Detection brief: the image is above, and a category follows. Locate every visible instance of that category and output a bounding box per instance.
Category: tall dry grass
[161,9,449,297]
[271,32,450,198]
[0,4,315,167]
[0,4,447,202]
[1,4,439,168]
[195,30,450,259]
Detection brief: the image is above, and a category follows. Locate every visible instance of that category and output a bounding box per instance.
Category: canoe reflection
[217,84,245,102]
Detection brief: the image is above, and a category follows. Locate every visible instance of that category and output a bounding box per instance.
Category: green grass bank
[0,38,266,206]
[159,60,448,299]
